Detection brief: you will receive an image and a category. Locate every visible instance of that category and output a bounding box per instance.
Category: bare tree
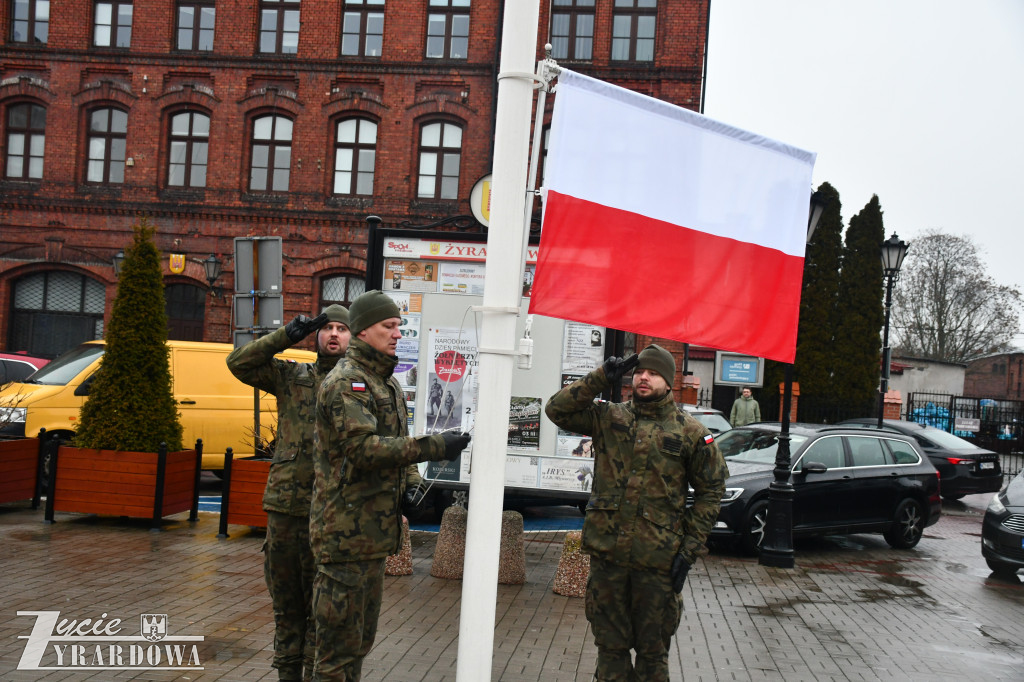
[891,230,1022,363]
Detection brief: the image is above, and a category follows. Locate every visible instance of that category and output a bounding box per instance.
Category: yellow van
[0,340,315,471]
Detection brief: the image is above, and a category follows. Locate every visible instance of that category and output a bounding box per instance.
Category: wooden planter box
[45,442,202,529]
[218,449,270,537]
[0,438,41,507]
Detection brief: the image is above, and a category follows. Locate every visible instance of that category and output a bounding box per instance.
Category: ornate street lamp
[112,250,125,278]
[878,234,909,428]
[759,189,827,569]
[204,253,223,298]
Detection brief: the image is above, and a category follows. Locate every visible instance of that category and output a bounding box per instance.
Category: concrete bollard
[385,516,413,576]
[553,530,589,597]
[430,505,468,579]
[497,510,526,585]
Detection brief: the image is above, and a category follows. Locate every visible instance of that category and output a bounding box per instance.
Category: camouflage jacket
[545,368,728,570]
[310,338,442,564]
[226,326,341,516]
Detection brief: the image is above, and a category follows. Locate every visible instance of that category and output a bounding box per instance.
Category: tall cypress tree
[759,183,845,422]
[833,195,886,415]
[74,219,183,452]
[794,182,843,414]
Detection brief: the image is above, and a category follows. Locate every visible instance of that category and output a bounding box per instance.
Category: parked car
[981,469,1024,576]
[838,418,1003,500]
[0,340,315,471]
[683,404,732,434]
[709,423,942,555]
[0,352,49,385]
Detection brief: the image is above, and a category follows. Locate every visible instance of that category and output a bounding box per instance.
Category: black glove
[402,482,427,517]
[438,430,471,460]
[602,354,639,385]
[670,553,690,593]
[285,313,328,343]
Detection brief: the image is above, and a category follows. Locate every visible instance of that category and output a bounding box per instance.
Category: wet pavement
[1,491,1023,681]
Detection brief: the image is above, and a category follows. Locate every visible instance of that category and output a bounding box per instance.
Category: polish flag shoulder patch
[351,382,367,392]
[703,433,715,445]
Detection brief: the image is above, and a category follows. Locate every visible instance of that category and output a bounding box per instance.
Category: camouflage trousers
[264,511,317,681]
[311,558,385,682]
[585,556,682,682]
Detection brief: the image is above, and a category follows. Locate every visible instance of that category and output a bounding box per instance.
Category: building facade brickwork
[0,0,708,357]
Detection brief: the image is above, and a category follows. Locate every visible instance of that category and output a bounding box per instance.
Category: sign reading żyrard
[16,611,204,671]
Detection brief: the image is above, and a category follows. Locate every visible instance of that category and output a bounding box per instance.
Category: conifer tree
[833,195,886,415]
[794,183,843,413]
[759,183,844,421]
[73,219,183,451]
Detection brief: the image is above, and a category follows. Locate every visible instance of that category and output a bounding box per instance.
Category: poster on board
[439,261,487,295]
[424,326,478,434]
[507,397,542,449]
[384,260,439,292]
[562,320,605,372]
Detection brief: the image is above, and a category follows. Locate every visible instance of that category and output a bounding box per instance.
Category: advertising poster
[384,259,439,292]
[439,261,487,295]
[507,397,542,450]
[385,292,421,390]
[424,327,478,434]
[522,264,535,298]
[562,321,605,372]
[506,455,540,488]
[540,458,593,493]
[554,372,592,458]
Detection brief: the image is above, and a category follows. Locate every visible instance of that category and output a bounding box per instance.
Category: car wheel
[985,557,1021,577]
[942,492,966,501]
[739,499,769,556]
[883,498,925,549]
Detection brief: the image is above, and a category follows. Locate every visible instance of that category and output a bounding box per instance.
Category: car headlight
[0,407,26,423]
[987,493,1007,515]
[722,487,744,503]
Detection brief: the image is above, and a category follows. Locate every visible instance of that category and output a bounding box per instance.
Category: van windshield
[24,345,105,386]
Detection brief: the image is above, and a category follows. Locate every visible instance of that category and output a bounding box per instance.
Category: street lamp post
[877,234,909,428]
[203,253,224,298]
[759,190,826,568]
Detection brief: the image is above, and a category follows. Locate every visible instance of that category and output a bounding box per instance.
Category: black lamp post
[203,253,223,298]
[112,250,125,278]
[759,189,826,568]
[877,234,909,428]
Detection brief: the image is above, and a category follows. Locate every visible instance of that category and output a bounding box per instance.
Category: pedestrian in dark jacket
[310,290,470,681]
[226,304,351,681]
[546,344,728,682]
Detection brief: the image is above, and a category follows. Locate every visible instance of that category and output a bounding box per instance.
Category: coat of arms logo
[141,614,168,642]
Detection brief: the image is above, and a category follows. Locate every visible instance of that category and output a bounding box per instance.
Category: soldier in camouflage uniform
[545,344,728,682]
[310,290,470,681]
[227,305,351,682]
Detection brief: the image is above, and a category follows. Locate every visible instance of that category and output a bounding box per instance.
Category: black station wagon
[708,423,942,555]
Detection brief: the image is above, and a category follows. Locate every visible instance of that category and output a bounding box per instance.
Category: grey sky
[703,0,1024,346]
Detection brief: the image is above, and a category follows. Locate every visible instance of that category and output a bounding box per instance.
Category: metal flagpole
[456,0,541,678]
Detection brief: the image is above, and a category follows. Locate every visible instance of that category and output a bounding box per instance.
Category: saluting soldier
[227,305,351,682]
[310,290,470,681]
[545,344,728,682]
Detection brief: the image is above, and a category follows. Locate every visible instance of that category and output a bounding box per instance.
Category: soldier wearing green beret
[310,290,470,681]
[545,344,728,682]
[227,304,351,681]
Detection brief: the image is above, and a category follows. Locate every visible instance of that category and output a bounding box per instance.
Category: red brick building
[965,352,1024,401]
[0,0,709,357]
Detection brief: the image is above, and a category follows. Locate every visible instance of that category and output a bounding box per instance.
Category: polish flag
[529,70,816,363]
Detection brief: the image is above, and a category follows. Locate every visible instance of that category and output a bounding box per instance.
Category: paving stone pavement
[1,495,1022,681]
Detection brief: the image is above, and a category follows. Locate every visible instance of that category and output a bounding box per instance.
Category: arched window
[321,274,365,308]
[5,102,46,180]
[8,271,105,358]
[86,107,128,184]
[249,115,292,192]
[168,110,210,187]
[417,120,462,200]
[333,117,376,196]
[165,283,206,341]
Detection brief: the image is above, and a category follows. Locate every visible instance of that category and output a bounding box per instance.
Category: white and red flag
[529,70,816,363]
